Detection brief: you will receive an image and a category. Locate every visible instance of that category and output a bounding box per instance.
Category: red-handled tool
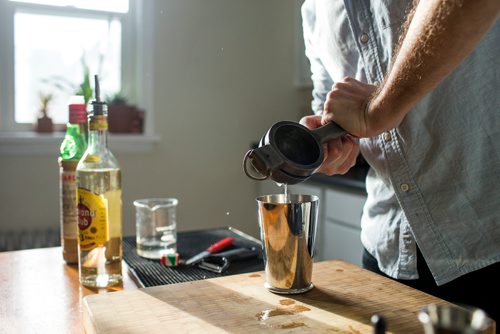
[184,237,234,265]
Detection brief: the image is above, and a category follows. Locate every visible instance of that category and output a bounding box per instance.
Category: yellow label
[77,188,109,251]
[89,115,108,131]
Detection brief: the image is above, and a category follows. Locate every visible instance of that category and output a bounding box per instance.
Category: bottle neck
[88,114,109,150]
[66,123,85,135]
[60,122,87,160]
[68,104,88,142]
[67,122,87,135]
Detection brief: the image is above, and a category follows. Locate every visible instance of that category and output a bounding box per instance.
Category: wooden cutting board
[83,260,451,333]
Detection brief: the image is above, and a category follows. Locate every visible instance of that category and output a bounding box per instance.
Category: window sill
[0,132,161,155]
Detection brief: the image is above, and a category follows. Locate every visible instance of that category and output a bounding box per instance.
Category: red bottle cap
[68,96,87,124]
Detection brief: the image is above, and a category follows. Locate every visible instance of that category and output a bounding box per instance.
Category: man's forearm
[369,0,500,132]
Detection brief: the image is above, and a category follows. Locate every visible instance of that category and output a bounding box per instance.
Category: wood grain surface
[84,260,453,334]
[0,247,137,333]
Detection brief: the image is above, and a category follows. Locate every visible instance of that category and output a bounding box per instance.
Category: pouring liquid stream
[277,183,289,203]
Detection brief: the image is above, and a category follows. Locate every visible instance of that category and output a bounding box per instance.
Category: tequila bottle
[77,75,122,288]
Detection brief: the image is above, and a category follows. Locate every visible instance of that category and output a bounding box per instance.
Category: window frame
[0,0,158,153]
[0,0,153,133]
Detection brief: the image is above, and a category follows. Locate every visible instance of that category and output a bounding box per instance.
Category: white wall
[0,0,311,239]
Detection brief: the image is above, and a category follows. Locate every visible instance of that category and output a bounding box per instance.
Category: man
[301,0,500,322]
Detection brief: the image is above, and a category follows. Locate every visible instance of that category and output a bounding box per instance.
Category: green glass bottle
[59,96,87,264]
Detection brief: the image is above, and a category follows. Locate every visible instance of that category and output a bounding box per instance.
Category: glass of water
[134,198,178,259]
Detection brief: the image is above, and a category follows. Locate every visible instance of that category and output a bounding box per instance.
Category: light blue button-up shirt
[302,0,500,285]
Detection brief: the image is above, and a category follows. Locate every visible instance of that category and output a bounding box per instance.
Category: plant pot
[36,115,54,133]
[108,104,138,133]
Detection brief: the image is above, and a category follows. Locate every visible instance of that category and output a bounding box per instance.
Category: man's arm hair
[367,0,500,133]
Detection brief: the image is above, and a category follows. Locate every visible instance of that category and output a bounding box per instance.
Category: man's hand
[322,77,380,138]
[300,115,359,175]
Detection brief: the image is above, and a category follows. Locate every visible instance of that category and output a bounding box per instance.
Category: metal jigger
[418,304,495,334]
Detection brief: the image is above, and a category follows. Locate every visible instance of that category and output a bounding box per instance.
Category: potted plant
[75,63,93,107]
[106,91,143,133]
[36,92,54,133]
[44,56,94,110]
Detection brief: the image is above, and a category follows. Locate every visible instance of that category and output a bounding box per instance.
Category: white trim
[0,0,16,132]
[0,132,161,155]
[133,0,155,136]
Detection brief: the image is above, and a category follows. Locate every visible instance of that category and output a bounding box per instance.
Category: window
[0,0,146,132]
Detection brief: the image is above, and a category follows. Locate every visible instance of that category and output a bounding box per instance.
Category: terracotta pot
[108,104,138,133]
[36,115,54,133]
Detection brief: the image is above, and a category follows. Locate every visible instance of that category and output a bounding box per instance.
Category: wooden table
[2,247,493,334]
[0,247,138,333]
[84,260,453,334]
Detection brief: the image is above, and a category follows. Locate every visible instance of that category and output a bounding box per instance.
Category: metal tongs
[197,247,260,274]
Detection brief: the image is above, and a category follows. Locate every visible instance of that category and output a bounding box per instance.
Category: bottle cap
[68,95,87,124]
[160,252,180,267]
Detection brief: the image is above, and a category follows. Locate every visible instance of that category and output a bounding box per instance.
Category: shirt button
[383,132,391,141]
[360,33,369,44]
[400,183,410,192]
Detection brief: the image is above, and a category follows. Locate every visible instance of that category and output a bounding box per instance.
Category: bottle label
[78,188,109,251]
[60,161,78,239]
[89,115,108,131]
